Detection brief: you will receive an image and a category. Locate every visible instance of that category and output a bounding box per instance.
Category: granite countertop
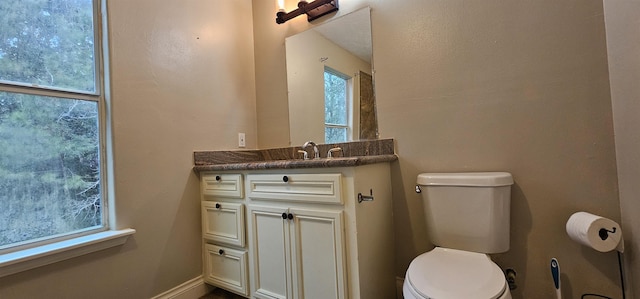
[193,154,398,172]
[193,139,397,172]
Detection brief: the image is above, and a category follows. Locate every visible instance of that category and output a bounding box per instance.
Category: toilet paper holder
[566,212,627,299]
[566,211,624,253]
[599,227,616,241]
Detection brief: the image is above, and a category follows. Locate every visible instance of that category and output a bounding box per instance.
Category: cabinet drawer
[202,173,244,198]
[204,244,249,297]
[247,173,342,204]
[202,201,245,247]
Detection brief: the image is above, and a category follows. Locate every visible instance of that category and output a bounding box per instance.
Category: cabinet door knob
[288,213,294,220]
[215,203,221,209]
[282,213,288,219]
[215,175,221,181]
[282,175,289,182]
[218,249,224,255]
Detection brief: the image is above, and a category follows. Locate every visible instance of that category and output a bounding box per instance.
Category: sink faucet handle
[327,147,342,158]
[297,150,309,160]
[302,141,320,159]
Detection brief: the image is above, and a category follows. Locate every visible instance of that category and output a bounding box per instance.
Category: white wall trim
[0,229,135,278]
[151,276,210,299]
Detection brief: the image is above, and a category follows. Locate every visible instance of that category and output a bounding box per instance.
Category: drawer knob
[288,213,294,220]
[282,213,288,219]
[218,249,224,255]
[215,175,221,181]
[282,175,289,182]
[215,203,221,209]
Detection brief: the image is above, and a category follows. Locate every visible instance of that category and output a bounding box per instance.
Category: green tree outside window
[324,68,349,143]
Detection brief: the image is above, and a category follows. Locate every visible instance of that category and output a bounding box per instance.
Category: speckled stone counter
[193,139,397,172]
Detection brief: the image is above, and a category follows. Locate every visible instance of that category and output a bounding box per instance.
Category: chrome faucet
[302,141,320,159]
[327,147,342,158]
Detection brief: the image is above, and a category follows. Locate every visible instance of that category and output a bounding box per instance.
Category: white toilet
[404,172,514,299]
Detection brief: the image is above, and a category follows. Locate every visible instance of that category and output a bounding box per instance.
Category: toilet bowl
[403,247,511,299]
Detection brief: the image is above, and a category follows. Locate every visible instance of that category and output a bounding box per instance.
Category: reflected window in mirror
[324,67,351,143]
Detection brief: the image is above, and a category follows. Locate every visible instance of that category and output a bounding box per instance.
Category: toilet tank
[416,172,513,254]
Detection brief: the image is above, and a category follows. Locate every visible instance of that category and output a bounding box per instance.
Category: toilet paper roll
[566,212,622,252]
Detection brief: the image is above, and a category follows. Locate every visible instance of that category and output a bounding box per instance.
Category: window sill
[0,228,135,278]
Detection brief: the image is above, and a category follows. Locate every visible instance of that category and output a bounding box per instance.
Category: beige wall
[0,0,257,298]
[0,0,629,298]
[255,0,624,298]
[605,0,640,298]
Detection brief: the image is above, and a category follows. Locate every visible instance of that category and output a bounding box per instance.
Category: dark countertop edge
[193,154,398,172]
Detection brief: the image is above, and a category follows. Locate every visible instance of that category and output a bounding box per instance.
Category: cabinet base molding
[151,276,211,299]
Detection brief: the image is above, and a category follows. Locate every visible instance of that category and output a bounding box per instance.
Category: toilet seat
[405,247,507,299]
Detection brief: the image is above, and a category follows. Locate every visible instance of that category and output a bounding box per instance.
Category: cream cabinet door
[203,244,249,296]
[247,173,342,204]
[249,205,292,299]
[201,173,244,198]
[202,201,245,247]
[289,208,346,299]
[249,205,346,299]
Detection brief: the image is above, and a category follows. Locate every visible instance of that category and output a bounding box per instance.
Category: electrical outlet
[238,133,246,148]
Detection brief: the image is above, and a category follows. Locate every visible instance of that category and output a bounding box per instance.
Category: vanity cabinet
[199,163,395,299]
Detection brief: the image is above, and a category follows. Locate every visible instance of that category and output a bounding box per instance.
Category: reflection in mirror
[286,7,377,145]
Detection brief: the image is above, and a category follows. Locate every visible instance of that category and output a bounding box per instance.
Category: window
[324,67,351,143]
[0,0,106,252]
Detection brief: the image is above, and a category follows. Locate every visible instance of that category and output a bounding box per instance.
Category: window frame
[323,67,353,143]
[0,0,134,277]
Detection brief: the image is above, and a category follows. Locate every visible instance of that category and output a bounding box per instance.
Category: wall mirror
[286,7,377,145]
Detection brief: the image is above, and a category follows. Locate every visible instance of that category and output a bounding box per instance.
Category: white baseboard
[151,276,211,299]
[396,276,404,299]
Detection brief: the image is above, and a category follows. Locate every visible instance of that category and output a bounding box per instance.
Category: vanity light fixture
[276,0,339,24]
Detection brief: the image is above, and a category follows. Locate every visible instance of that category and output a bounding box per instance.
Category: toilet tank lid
[417,172,513,187]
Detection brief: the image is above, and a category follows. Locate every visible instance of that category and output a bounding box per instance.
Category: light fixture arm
[276,0,339,24]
